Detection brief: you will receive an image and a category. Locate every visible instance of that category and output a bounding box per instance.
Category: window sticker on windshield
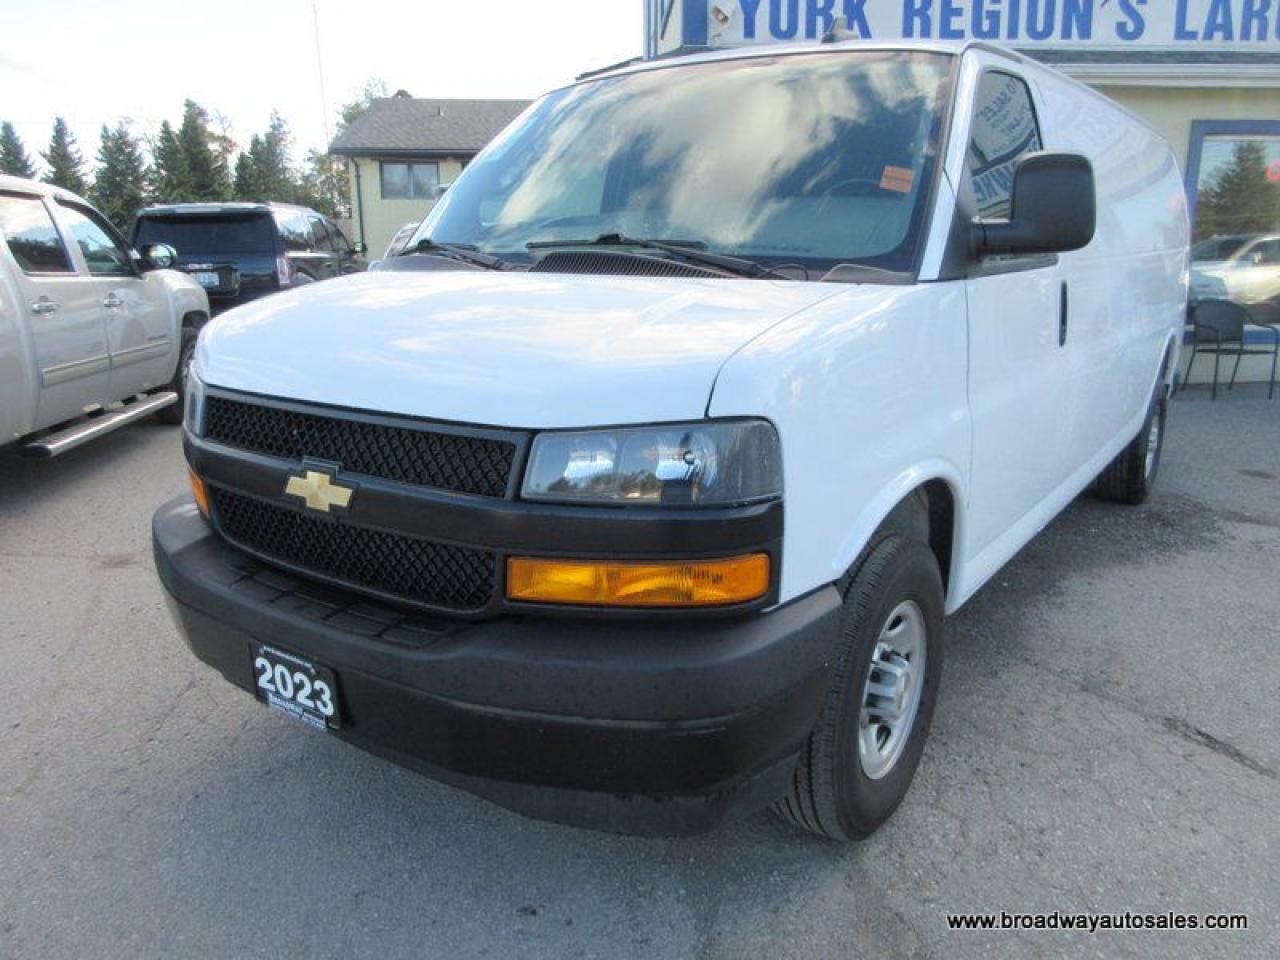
[880,166,915,194]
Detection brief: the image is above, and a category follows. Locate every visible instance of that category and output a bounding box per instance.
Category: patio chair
[1181,299,1278,400]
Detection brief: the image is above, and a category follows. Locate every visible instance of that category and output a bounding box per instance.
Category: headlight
[522,419,781,506]
[184,366,206,437]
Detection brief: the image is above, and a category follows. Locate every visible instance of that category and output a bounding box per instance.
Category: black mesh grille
[530,250,723,279]
[204,395,515,498]
[212,489,495,612]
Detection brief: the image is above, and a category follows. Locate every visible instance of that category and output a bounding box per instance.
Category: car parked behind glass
[131,202,366,313]
[1191,233,1280,305]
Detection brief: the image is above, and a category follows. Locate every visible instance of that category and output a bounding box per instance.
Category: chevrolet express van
[154,40,1189,839]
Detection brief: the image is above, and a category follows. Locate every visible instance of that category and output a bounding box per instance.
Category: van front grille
[203,395,516,499]
[211,488,496,613]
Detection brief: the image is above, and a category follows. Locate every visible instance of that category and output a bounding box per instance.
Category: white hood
[196,270,842,428]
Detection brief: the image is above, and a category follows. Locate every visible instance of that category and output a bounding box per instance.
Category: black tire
[773,535,944,841]
[1092,382,1167,506]
[155,327,197,426]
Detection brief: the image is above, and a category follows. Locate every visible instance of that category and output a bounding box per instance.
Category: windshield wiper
[402,238,509,271]
[527,233,793,280]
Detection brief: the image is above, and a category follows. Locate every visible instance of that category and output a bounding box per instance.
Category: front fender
[708,281,972,610]
[156,269,210,333]
[832,461,966,604]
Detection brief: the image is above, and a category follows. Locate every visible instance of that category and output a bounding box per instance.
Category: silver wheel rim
[1144,409,1161,479]
[858,600,928,780]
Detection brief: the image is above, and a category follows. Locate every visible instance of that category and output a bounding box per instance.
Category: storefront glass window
[1188,123,1280,312]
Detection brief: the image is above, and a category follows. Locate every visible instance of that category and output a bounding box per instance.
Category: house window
[380,161,440,199]
[1186,120,1280,308]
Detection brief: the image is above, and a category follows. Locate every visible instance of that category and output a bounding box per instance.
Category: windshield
[134,214,276,256]
[414,51,953,275]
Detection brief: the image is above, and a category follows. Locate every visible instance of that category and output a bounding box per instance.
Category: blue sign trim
[683,0,709,46]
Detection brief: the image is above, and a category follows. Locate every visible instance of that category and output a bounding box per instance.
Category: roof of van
[579,38,1005,82]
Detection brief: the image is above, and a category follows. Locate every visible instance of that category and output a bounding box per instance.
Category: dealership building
[645,0,1280,381]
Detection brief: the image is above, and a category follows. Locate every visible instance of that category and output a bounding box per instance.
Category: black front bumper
[154,497,842,835]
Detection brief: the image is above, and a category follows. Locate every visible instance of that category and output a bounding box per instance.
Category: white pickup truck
[0,177,208,456]
[154,40,1188,839]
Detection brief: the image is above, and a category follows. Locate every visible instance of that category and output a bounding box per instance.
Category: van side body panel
[1031,65,1189,476]
[954,61,1188,606]
[712,53,1187,615]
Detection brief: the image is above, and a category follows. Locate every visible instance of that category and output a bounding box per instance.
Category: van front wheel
[773,535,944,841]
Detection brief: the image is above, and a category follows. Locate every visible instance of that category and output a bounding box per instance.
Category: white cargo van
[154,40,1188,839]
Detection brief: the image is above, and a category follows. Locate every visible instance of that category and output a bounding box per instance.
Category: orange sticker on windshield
[880,166,915,194]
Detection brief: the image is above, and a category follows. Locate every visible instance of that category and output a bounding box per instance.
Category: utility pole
[312,2,331,147]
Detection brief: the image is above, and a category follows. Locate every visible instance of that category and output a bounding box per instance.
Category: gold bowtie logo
[284,469,354,513]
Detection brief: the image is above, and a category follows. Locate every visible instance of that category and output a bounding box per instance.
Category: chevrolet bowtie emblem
[284,469,355,513]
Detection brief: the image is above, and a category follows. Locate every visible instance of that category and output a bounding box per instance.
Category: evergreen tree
[242,112,297,202]
[91,123,149,230]
[151,120,191,202]
[41,117,88,194]
[0,121,37,178]
[178,100,231,200]
[234,113,306,204]
[233,150,260,200]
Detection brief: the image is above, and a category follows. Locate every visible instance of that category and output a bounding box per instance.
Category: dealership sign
[652,0,1280,54]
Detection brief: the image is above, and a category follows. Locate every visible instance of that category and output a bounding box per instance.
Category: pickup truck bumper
[153,497,843,835]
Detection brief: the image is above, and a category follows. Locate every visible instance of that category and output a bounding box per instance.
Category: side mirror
[140,243,178,271]
[972,152,1096,258]
[353,240,368,256]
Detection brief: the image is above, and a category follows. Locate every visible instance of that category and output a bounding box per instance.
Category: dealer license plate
[251,644,341,730]
[193,271,220,288]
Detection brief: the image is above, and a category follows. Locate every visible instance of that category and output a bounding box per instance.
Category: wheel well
[846,480,957,601]
[921,479,955,600]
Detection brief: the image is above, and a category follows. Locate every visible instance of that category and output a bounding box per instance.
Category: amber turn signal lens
[506,554,770,608]
[189,468,211,518]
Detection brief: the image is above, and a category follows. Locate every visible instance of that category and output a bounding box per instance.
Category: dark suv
[131,202,366,313]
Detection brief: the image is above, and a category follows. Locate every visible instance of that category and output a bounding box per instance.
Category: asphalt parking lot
[1,387,1276,960]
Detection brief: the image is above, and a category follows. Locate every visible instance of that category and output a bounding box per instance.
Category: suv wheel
[773,535,944,840]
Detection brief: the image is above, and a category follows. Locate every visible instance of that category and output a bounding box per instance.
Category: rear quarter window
[274,210,313,252]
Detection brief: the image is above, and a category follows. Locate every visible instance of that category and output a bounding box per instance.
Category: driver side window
[967,72,1043,220]
[55,201,134,277]
[1250,239,1280,265]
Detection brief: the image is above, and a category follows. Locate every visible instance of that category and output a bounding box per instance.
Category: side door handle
[102,294,124,309]
[1058,282,1069,347]
[31,297,59,315]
